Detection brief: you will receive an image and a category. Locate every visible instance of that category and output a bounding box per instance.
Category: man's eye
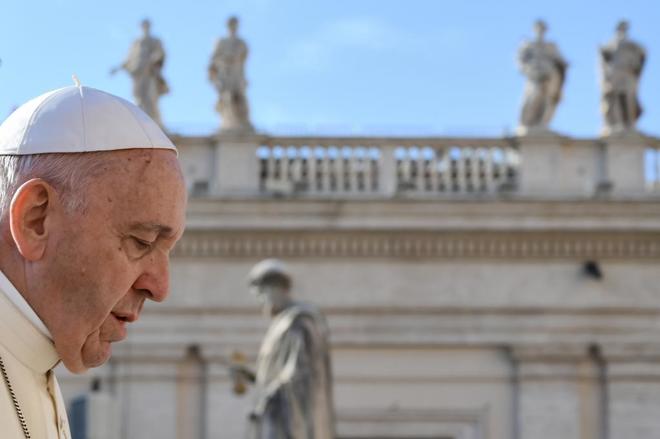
[132,237,152,251]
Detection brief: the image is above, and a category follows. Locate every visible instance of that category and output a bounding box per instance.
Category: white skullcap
[0,84,176,155]
[248,259,291,285]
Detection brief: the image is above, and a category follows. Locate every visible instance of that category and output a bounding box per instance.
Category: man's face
[34,149,186,373]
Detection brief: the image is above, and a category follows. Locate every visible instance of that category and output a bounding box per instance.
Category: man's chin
[63,343,112,374]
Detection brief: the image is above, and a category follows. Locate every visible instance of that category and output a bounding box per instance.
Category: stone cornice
[170,133,660,147]
[173,229,660,259]
[185,198,660,231]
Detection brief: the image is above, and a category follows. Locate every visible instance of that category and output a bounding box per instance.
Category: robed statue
[231,259,335,439]
[209,16,254,134]
[517,20,567,134]
[111,19,169,126]
[599,20,646,135]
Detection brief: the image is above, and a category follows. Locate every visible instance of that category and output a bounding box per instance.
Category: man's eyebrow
[129,222,174,237]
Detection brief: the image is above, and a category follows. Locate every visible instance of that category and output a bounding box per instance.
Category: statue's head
[533,20,547,40]
[141,19,151,35]
[616,20,629,39]
[248,259,292,317]
[227,16,239,35]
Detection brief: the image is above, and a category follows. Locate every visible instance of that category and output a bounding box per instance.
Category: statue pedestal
[602,131,648,198]
[518,132,599,198]
[211,134,261,197]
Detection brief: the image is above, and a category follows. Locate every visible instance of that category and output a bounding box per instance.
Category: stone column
[603,345,660,438]
[211,134,262,196]
[511,345,604,439]
[517,133,599,198]
[602,132,648,197]
[176,345,206,439]
[379,143,398,197]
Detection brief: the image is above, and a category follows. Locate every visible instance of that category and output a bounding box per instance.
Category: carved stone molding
[173,230,660,259]
[509,344,591,362]
[600,344,660,361]
[335,408,487,439]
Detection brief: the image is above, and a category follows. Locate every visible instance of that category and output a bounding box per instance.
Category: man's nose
[133,251,170,302]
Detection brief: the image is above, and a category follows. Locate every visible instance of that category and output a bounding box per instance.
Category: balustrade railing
[394,143,520,194]
[258,141,380,194]
[258,137,520,196]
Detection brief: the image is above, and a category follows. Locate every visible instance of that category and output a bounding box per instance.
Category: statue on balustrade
[209,16,255,134]
[517,20,567,134]
[111,19,169,126]
[599,20,646,135]
[230,259,335,439]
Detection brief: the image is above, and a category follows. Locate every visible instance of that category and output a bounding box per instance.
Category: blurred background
[3,1,660,438]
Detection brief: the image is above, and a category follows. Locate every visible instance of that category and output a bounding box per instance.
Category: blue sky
[0,0,658,137]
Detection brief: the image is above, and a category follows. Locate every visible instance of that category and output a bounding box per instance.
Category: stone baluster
[440,148,451,192]
[429,149,440,192]
[484,147,495,192]
[379,144,399,197]
[320,148,328,191]
[349,148,360,192]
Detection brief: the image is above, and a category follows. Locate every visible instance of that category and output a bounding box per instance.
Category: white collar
[0,269,52,339]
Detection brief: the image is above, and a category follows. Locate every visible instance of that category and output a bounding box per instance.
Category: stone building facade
[56,130,660,439]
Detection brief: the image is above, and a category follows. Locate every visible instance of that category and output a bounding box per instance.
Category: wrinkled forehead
[86,149,186,230]
[99,149,181,184]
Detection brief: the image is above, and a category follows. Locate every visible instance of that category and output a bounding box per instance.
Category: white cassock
[0,271,71,439]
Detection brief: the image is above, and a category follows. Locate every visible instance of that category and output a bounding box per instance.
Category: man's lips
[109,311,138,341]
[112,310,138,323]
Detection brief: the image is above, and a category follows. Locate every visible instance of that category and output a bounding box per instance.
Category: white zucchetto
[0,84,176,155]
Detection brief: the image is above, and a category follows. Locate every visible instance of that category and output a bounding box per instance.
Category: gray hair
[0,152,113,221]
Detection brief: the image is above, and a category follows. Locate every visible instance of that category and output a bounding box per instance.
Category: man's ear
[9,179,59,261]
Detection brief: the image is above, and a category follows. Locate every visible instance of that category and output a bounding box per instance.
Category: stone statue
[231,259,335,439]
[599,20,646,135]
[111,19,169,126]
[208,16,254,134]
[517,20,567,134]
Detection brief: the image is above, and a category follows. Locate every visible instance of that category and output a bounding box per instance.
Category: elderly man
[0,81,186,438]
[233,259,335,439]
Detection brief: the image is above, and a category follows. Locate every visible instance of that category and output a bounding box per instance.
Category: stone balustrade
[256,137,520,196]
[173,132,660,199]
[257,141,380,195]
[393,141,519,195]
